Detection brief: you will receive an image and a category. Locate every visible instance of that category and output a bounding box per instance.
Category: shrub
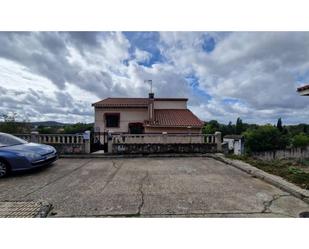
[292,133,309,148]
[243,125,290,152]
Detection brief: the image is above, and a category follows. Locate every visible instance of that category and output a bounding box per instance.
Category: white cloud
[134,48,151,63]
[159,32,309,124]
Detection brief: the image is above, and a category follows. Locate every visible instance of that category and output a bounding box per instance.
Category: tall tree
[235,117,243,134]
[276,118,283,132]
[227,121,234,134]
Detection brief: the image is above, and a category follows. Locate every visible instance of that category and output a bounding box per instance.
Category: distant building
[297,84,309,96]
[92,93,203,134]
[223,135,244,155]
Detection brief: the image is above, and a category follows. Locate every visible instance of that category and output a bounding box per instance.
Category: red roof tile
[297,84,309,92]
[92,98,149,108]
[145,109,203,128]
[92,97,188,108]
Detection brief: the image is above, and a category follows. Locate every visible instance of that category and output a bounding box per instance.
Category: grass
[227,155,309,190]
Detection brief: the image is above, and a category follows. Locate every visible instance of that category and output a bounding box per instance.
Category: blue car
[0,132,58,178]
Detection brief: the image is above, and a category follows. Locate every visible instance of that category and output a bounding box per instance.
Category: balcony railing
[15,133,85,144]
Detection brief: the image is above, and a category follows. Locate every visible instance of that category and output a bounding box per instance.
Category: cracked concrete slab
[267,195,309,217]
[0,157,308,217]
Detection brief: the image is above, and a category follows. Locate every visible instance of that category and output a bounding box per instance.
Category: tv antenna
[144,80,153,93]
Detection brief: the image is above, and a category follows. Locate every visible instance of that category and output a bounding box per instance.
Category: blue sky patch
[185,74,212,100]
[123,32,164,67]
[202,35,215,53]
[223,98,242,105]
[295,72,309,85]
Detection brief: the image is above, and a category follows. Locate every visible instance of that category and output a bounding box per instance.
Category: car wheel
[0,160,9,178]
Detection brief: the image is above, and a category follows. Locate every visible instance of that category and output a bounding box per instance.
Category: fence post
[162,132,167,144]
[215,131,222,152]
[83,131,91,154]
[30,131,39,143]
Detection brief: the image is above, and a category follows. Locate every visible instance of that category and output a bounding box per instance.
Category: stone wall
[45,143,86,154]
[252,146,309,160]
[112,133,214,144]
[112,143,218,154]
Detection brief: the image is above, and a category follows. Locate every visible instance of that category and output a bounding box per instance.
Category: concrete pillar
[215,131,222,151]
[107,131,113,153]
[162,132,167,144]
[30,131,39,143]
[108,140,112,153]
[83,130,91,154]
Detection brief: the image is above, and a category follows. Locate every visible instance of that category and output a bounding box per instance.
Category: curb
[208,154,309,204]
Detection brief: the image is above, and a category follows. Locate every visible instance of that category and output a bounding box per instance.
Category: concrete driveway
[0,157,308,217]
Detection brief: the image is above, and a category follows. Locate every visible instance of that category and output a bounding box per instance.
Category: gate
[90,132,107,153]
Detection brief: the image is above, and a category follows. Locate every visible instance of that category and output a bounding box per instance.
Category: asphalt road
[0,157,308,217]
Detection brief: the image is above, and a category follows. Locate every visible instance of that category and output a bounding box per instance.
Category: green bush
[243,125,290,152]
[0,121,31,133]
[202,120,219,134]
[292,133,309,148]
[37,126,58,134]
[63,123,93,134]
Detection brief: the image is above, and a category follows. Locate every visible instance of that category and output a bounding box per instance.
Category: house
[297,84,309,96]
[223,135,244,155]
[92,93,204,134]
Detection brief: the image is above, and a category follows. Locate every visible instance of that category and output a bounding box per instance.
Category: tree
[276,118,283,132]
[227,121,234,134]
[202,120,220,134]
[0,112,30,133]
[37,126,58,134]
[63,123,93,134]
[1,112,17,122]
[292,133,309,148]
[235,117,243,134]
[243,125,290,153]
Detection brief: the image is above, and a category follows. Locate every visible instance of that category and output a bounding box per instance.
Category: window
[105,113,120,128]
[129,122,144,134]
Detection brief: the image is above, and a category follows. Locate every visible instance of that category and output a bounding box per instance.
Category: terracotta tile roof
[92,98,149,108]
[145,109,204,128]
[92,97,188,108]
[297,84,309,92]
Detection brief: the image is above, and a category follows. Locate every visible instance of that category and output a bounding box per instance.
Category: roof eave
[93,105,148,108]
[145,124,203,128]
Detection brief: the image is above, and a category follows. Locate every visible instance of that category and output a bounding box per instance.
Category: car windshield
[0,133,28,147]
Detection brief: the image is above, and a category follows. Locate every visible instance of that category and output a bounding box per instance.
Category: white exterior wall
[94,108,148,133]
[154,100,187,109]
[223,138,234,150]
[233,140,242,155]
[223,138,244,155]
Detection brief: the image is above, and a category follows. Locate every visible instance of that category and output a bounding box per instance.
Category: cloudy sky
[0,32,308,125]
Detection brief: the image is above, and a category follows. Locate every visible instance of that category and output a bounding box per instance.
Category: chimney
[145,79,155,121]
[148,92,154,122]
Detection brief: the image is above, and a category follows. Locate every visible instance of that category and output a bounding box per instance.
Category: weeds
[227,155,309,190]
